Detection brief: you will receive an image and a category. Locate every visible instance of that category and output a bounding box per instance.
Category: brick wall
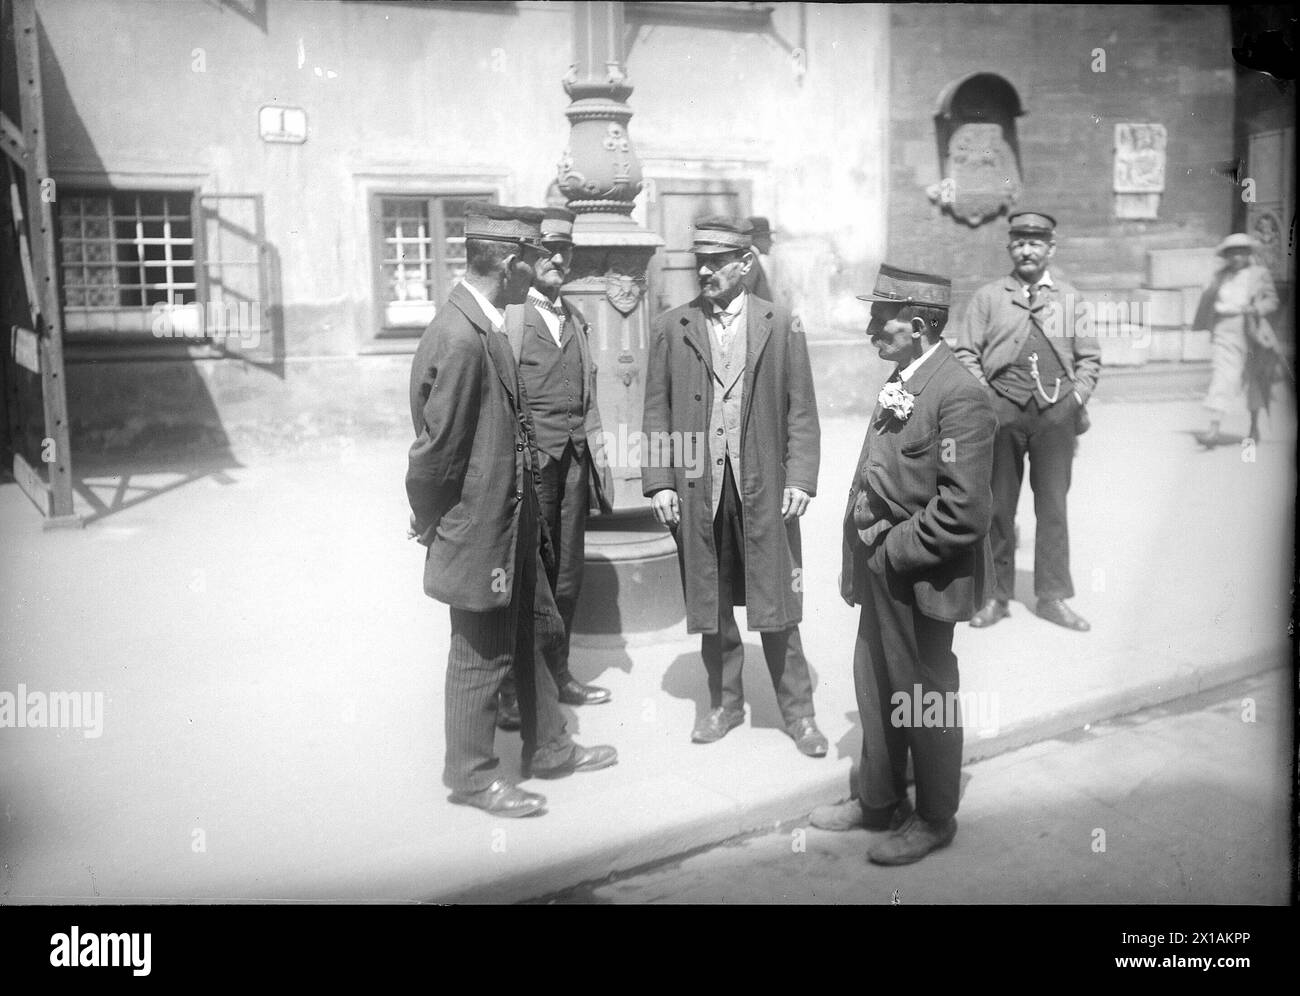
[888,4,1236,314]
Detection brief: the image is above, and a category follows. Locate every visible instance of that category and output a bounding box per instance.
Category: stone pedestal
[560,1,680,638]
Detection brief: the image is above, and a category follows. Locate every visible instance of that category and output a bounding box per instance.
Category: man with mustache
[641,216,827,757]
[495,207,615,730]
[811,264,995,864]
[952,212,1101,632]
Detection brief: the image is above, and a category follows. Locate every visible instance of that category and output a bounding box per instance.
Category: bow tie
[534,297,566,320]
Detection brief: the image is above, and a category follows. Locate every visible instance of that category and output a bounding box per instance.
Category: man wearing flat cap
[811,264,995,865]
[494,206,616,730]
[952,211,1101,632]
[641,215,827,757]
[407,202,616,819]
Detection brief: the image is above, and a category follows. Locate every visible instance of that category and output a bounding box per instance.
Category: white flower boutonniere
[876,381,915,432]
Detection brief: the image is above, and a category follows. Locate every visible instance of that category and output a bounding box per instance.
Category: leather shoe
[449,778,546,818]
[525,743,618,779]
[867,813,957,865]
[969,598,1010,629]
[496,689,521,731]
[1035,598,1090,631]
[691,706,744,744]
[691,707,743,743]
[786,716,828,757]
[810,795,913,832]
[556,673,612,706]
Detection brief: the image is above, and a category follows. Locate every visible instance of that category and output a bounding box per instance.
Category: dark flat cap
[856,263,952,309]
[691,215,753,254]
[540,207,575,244]
[1008,211,1057,236]
[464,202,544,245]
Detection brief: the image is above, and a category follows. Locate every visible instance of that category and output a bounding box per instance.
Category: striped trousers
[443,482,575,794]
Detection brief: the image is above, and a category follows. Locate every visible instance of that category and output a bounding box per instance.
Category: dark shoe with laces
[496,689,521,731]
[969,598,1010,629]
[524,743,619,779]
[867,812,957,865]
[556,673,612,706]
[1035,598,1090,631]
[810,795,913,832]
[786,716,829,757]
[449,778,546,818]
[691,706,745,744]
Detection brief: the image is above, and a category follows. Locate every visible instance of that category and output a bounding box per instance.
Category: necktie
[534,297,565,320]
[1027,283,1039,308]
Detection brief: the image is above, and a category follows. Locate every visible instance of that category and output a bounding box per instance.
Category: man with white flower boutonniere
[809,264,995,866]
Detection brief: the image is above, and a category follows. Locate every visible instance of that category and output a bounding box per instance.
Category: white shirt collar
[708,291,747,321]
[459,278,504,331]
[1017,269,1054,295]
[528,287,563,345]
[899,339,942,383]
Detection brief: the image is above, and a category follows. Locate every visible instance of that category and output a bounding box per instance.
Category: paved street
[551,671,1293,904]
[0,393,1294,903]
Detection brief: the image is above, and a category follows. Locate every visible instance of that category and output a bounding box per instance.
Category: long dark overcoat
[406,282,534,611]
[641,294,820,633]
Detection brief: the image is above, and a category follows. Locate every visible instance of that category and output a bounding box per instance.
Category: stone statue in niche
[927,73,1025,227]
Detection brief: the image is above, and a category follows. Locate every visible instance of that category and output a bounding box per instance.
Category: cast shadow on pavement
[71,453,243,525]
[661,648,822,734]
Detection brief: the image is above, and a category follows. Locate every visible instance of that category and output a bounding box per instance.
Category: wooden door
[646,178,751,316]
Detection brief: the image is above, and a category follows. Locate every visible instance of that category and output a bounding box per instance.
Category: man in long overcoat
[407,203,616,818]
[641,215,827,756]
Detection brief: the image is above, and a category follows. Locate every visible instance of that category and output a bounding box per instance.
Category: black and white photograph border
[0,0,1295,919]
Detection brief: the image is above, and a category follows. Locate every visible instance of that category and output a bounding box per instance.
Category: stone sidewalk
[0,395,1294,903]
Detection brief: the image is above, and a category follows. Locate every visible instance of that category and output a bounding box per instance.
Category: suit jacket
[503,296,615,514]
[406,282,537,611]
[951,274,1102,403]
[642,292,820,633]
[840,341,996,623]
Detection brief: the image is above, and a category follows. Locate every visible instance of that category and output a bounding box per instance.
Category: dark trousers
[536,440,589,678]
[443,481,574,793]
[701,463,815,724]
[854,565,962,824]
[989,390,1076,602]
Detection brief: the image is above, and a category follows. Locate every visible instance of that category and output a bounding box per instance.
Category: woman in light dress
[1193,234,1285,448]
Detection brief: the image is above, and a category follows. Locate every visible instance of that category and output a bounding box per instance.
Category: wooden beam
[0,111,26,167]
[13,0,76,520]
[11,451,51,517]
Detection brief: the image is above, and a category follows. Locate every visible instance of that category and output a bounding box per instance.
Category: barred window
[59,191,197,319]
[374,192,495,334]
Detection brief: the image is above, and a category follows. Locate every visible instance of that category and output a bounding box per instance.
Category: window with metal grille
[58,190,197,332]
[374,192,495,334]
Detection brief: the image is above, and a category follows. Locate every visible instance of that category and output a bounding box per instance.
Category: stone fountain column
[559,1,682,642]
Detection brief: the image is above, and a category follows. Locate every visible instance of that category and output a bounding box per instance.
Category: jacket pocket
[899,432,936,458]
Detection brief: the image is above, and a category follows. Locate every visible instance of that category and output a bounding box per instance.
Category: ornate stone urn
[558,2,678,641]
